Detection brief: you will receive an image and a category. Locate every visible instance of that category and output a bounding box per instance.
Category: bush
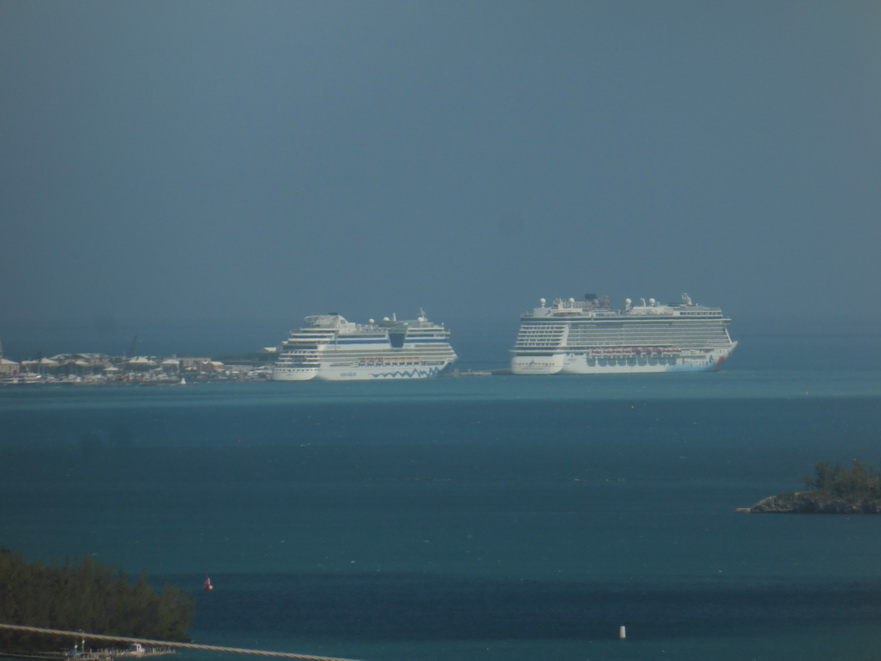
[803,459,881,499]
[0,550,193,652]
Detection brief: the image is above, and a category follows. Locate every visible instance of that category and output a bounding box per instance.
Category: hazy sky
[3,1,880,345]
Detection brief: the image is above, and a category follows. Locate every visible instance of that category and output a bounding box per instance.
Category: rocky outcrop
[750,491,881,514]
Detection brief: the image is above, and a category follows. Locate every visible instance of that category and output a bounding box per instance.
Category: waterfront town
[0,340,273,385]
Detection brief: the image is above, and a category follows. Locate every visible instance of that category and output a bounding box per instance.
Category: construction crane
[127,334,139,358]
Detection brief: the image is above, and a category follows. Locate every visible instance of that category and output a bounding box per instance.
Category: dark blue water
[2,334,881,661]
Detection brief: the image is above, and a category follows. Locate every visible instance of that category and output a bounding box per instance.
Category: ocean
[2,332,881,661]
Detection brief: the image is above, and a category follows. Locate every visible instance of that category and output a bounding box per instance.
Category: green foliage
[803,459,881,499]
[0,550,193,652]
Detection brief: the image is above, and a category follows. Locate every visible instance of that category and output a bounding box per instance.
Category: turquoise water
[2,336,881,661]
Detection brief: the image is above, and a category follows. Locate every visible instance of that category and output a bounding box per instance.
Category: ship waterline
[511,293,736,375]
[271,311,457,381]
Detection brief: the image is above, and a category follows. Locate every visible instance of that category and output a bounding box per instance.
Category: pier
[0,625,358,661]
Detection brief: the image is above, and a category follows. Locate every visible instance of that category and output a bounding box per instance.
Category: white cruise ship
[511,293,737,375]
[271,311,457,381]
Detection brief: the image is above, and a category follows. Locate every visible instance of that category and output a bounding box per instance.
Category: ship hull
[272,365,446,381]
[315,361,450,380]
[271,366,321,381]
[512,353,731,375]
[547,346,735,374]
[273,357,455,381]
[510,355,565,375]
[272,360,452,381]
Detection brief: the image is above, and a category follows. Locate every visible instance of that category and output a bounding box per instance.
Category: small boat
[203,577,213,591]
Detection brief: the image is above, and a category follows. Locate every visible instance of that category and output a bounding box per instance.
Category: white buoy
[619,625,626,640]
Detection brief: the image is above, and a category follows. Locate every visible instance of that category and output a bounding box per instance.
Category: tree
[803,459,881,499]
[0,550,193,652]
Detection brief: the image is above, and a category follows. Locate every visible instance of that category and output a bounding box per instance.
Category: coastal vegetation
[0,549,193,652]
[750,460,881,513]
[802,459,881,498]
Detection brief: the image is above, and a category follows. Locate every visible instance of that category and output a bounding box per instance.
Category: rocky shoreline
[747,491,881,514]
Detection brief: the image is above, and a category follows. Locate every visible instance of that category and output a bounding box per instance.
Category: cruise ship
[271,311,457,381]
[511,293,737,374]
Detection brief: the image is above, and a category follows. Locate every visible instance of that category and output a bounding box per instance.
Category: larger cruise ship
[511,293,736,374]
[271,311,457,381]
